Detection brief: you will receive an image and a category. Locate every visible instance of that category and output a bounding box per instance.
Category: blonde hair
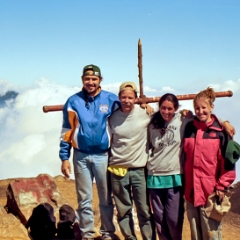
[194,87,215,106]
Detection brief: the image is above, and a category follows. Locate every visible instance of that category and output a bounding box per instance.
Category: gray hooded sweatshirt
[147,112,190,176]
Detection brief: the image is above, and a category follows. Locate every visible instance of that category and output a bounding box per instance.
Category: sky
[0,0,240,182]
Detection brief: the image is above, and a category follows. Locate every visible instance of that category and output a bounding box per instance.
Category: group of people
[59,64,236,240]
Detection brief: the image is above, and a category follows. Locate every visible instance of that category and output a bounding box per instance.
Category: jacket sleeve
[59,99,76,161]
[109,94,120,114]
[215,131,236,190]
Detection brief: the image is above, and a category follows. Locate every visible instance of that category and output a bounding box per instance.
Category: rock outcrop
[6,174,68,225]
[0,204,30,240]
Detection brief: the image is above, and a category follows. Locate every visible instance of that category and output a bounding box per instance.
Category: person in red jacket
[183,87,236,240]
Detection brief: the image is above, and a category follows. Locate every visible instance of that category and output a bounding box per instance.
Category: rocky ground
[0,175,239,239]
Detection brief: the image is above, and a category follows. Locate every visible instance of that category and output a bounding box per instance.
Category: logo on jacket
[99,104,109,113]
[209,132,217,138]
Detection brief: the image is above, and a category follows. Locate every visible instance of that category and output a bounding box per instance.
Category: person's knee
[136,207,152,221]
[78,199,92,210]
[117,208,133,219]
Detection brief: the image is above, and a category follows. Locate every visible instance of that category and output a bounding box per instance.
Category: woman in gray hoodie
[147,93,188,240]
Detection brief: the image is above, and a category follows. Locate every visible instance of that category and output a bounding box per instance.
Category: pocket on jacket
[201,176,216,199]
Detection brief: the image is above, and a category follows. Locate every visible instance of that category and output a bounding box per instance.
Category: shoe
[82,238,94,240]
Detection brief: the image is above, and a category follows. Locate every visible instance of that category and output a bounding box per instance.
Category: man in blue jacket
[59,64,120,240]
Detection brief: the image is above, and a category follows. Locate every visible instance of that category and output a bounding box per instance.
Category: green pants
[111,167,155,240]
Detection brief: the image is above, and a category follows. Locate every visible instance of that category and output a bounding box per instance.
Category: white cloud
[0,79,17,95]
[209,79,240,92]
[162,86,175,92]
[144,86,158,93]
[1,134,46,164]
[102,82,121,94]
[0,79,79,179]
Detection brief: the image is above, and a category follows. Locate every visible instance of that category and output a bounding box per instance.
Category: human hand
[61,160,71,178]
[140,103,147,109]
[223,121,236,138]
[180,109,193,118]
[140,103,154,115]
[216,190,225,202]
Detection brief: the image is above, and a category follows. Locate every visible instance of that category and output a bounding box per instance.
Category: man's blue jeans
[73,150,115,238]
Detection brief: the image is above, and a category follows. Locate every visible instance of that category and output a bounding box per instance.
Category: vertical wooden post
[138,39,144,99]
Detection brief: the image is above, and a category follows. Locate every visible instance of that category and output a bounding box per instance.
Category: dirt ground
[0,176,239,239]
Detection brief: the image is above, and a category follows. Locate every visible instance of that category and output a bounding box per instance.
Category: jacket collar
[193,114,224,132]
[82,87,102,102]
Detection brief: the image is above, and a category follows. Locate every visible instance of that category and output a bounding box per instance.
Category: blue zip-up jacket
[59,89,120,160]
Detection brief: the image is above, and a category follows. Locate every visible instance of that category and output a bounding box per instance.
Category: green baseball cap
[82,64,101,77]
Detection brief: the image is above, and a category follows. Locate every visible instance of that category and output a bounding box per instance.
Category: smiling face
[194,97,214,123]
[119,88,136,113]
[159,100,177,122]
[82,70,102,96]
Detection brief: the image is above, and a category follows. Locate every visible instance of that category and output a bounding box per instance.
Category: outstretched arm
[222,121,235,138]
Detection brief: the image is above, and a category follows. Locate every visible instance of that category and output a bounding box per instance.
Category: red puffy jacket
[183,115,235,207]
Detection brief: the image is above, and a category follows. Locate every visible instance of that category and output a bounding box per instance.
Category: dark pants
[111,168,155,240]
[149,187,184,240]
